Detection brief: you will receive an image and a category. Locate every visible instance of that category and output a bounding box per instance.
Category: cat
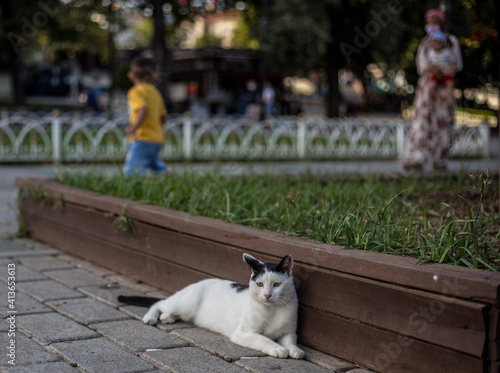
[118,253,305,359]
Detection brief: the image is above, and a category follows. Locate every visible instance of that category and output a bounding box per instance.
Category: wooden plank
[16,179,500,305]
[298,305,484,373]
[16,178,126,215]
[491,306,500,341]
[20,196,250,284]
[21,197,489,357]
[22,210,208,293]
[294,265,487,358]
[490,306,500,371]
[490,361,500,373]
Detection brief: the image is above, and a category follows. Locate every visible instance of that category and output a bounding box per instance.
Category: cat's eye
[256,282,264,287]
[273,282,281,287]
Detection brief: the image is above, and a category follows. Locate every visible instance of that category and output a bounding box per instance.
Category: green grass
[54,169,500,271]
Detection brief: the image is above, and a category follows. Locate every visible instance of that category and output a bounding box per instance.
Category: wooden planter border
[16,178,500,373]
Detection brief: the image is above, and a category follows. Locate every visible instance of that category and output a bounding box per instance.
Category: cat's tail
[117,295,160,307]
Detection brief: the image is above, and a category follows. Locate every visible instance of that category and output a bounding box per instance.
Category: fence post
[479,123,490,159]
[297,114,306,159]
[396,122,406,159]
[183,111,192,160]
[51,110,61,163]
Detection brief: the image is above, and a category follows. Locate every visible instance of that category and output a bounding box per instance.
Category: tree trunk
[2,1,24,107]
[6,40,24,107]
[152,0,170,108]
[325,42,340,118]
[496,7,500,208]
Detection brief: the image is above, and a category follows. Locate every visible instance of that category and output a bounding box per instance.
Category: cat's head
[243,253,296,306]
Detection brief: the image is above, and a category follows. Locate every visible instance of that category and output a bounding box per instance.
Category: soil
[406,181,500,268]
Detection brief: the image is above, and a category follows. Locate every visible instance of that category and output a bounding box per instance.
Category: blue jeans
[123,141,166,177]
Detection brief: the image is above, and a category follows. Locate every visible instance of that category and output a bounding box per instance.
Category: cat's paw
[266,346,289,359]
[143,313,158,325]
[159,313,176,324]
[288,346,305,359]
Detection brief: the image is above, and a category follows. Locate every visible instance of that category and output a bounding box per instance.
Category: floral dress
[403,34,463,170]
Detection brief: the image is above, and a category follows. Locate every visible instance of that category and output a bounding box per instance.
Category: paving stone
[43,268,110,288]
[0,257,17,266]
[145,290,171,299]
[0,238,57,258]
[235,356,332,373]
[142,347,247,373]
[17,280,84,302]
[79,283,144,307]
[301,345,356,371]
[57,254,114,277]
[0,325,60,367]
[0,282,52,317]
[0,239,32,253]
[156,320,195,333]
[104,274,159,293]
[0,320,9,332]
[0,263,47,282]
[16,313,99,344]
[50,337,156,373]
[19,255,75,272]
[5,361,80,372]
[13,239,60,253]
[92,319,189,352]
[172,327,265,362]
[118,304,150,320]
[47,298,131,324]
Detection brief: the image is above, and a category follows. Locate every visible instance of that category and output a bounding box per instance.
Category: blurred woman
[402,9,462,171]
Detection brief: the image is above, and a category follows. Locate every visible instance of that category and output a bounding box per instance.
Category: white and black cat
[118,253,305,359]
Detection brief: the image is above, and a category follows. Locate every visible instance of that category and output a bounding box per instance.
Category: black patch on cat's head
[243,253,294,280]
[243,253,266,280]
[276,255,294,276]
[230,282,249,292]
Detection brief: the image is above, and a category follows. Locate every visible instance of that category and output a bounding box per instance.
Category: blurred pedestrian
[262,82,276,118]
[123,56,168,177]
[245,80,260,121]
[86,77,103,115]
[402,9,462,172]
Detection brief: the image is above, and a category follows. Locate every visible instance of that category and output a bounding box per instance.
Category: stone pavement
[0,237,373,373]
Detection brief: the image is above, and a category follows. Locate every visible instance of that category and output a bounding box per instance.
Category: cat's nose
[264,293,271,300]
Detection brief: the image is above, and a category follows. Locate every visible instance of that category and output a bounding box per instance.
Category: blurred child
[428,31,456,104]
[123,56,168,177]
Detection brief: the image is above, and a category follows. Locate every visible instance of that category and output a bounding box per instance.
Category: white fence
[0,110,490,163]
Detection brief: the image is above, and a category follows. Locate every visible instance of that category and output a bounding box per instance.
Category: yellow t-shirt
[127,83,166,144]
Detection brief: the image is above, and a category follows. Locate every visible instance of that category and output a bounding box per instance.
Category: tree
[0,0,114,106]
[122,0,246,104]
[267,0,400,117]
[267,0,498,117]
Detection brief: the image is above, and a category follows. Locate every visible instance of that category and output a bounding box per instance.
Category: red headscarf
[425,9,447,31]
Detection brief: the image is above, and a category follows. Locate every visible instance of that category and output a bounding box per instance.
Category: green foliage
[113,62,133,91]
[112,206,135,233]
[56,169,500,271]
[266,0,499,86]
[232,7,260,50]
[268,0,330,75]
[132,17,154,48]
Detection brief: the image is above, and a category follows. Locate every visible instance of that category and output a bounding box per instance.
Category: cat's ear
[243,253,264,272]
[278,255,294,276]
